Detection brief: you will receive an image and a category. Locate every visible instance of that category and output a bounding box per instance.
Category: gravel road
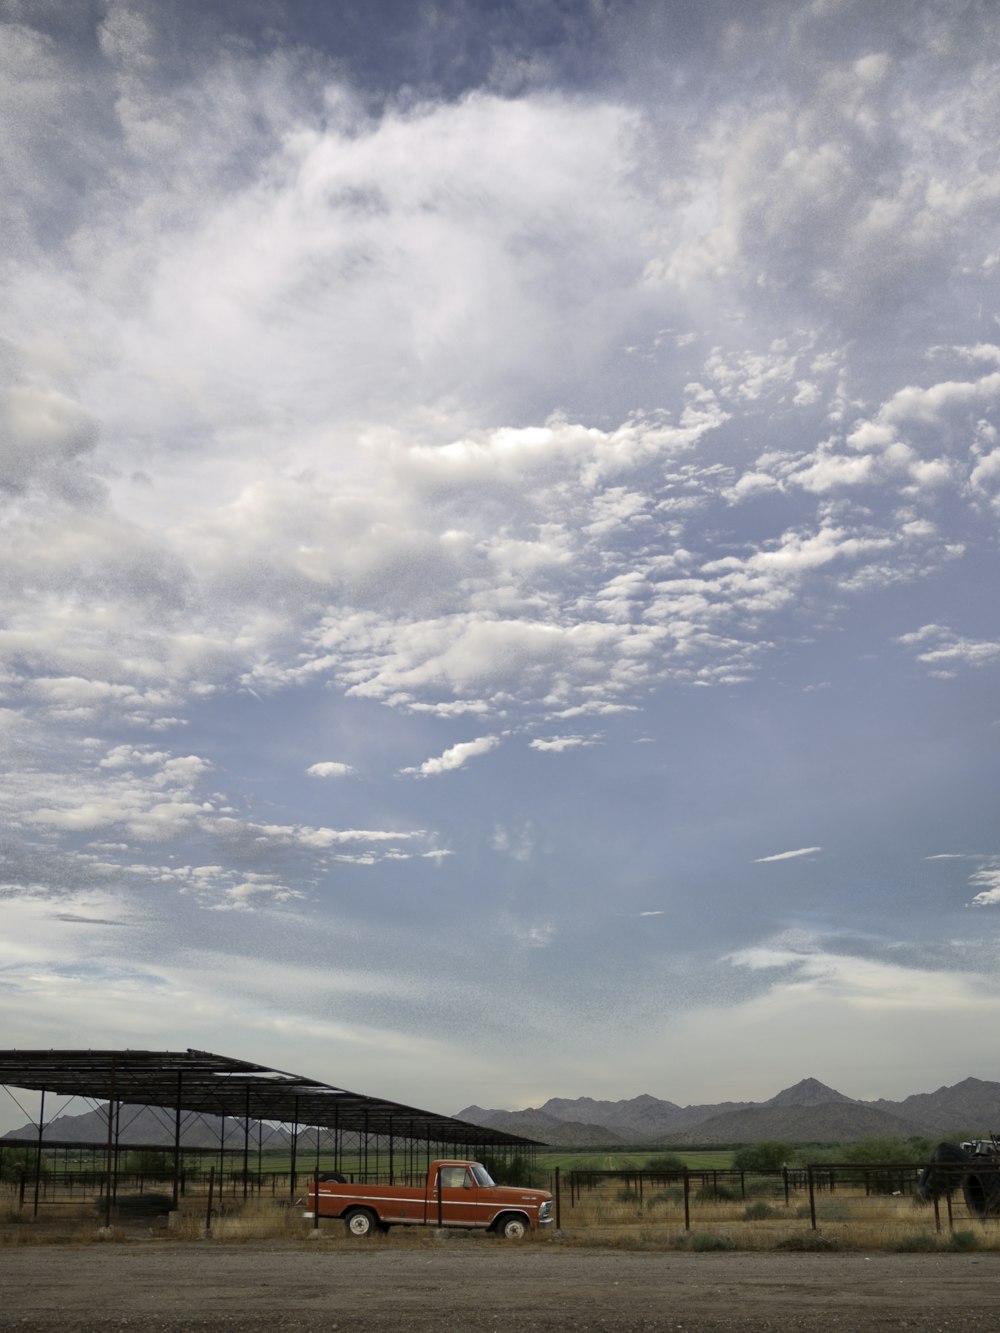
[2,1241,1000,1331]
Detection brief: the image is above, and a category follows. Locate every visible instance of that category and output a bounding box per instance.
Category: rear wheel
[344,1207,379,1237]
[495,1213,529,1240]
[963,1167,1000,1220]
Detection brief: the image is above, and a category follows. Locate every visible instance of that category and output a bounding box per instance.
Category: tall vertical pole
[218,1114,226,1192]
[257,1115,264,1196]
[334,1106,340,1173]
[172,1072,183,1210]
[104,1057,117,1229]
[32,1088,45,1219]
[289,1099,299,1200]
[242,1087,251,1200]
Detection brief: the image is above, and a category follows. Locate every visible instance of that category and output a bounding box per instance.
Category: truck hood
[493,1185,551,1202]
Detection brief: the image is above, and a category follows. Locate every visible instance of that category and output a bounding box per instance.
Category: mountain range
[456,1076,1000,1145]
[5,1075,999,1148]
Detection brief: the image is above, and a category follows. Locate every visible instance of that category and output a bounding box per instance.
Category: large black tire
[916,1142,969,1203]
[963,1166,1000,1220]
[494,1212,529,1240]
[344,1207,379,1237]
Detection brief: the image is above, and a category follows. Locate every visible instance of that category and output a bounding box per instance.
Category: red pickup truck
[304,1159,553,1239]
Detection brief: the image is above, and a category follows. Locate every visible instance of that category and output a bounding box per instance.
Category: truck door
[430,1165,479,1227]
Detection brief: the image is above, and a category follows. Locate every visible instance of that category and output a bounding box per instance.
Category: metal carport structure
[0,1048,541,1223]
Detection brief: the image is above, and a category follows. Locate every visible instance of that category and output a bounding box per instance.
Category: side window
[440,1167,469,1189]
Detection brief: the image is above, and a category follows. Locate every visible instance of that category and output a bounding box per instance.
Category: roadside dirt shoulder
[2,1242,1000,1331]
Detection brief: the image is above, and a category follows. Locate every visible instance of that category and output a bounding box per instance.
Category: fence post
[807,1165,817,1230]
[313,1171,320,1231]
[933,1196,941,1233]
[205,1165,215,1234]
[683,1167,690,1232]
[783,1166,789,1207]
[554,1167,561,1230]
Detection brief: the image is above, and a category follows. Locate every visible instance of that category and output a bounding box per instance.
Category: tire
[344,1207,379,1237]
[963,1167,1000,1220]
[495,1213,529,1240]
[916,1142,969,1203]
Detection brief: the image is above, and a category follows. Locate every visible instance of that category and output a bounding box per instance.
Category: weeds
[795,1199,853,1221]
[690,1232,736,1251]
[776,1233,840,1251]
[743,1201,777,1221]
[696,1184,738,1202]
[948,1230,979,1251]
[888,1231,938,1252]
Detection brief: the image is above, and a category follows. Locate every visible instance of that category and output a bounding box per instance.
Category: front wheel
[495,1213,529,1240]
[344,1207,379,1237]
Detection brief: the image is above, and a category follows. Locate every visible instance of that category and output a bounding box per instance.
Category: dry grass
[3,1178,998,1252]
[554,1180,1000,1252]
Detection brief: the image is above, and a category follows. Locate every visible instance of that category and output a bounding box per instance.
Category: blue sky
[2,0,1000,1129]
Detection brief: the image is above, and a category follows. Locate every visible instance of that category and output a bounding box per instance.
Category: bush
[696,1184,738,1202]
[745,1176,786,1198]
[889,1232,938,1252]
[733,1141,793,1172]
[948,1230,979,1251]
[479,1154,537,1188]
[690,1232,736,1251]
[833,1136,933,1166]
[776,1233,840,1251]
[122,1150,174,1180]
[647,1189,683,1206]
[644,1155,686,1173]
[0,1149,42,1184]
[743,1201,777,1220]
[795,1199,852,1221]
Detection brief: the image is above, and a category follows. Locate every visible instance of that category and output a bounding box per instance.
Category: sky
[2,0,1000,1132]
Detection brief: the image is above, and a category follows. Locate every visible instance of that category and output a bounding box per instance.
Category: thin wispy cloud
[754,848,823,864]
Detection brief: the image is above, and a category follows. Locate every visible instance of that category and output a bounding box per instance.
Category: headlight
[538,1200,553,1222]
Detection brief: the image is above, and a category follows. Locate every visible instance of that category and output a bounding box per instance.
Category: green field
[533,1148,735,1172]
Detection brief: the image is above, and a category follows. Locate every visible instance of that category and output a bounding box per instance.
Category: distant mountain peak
[766,1078,855,1108]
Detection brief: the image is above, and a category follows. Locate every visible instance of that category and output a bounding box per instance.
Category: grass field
[4,1174,996,1253]
[534,1149,735,1173]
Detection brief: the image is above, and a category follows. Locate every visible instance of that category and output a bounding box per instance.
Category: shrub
[690,1232,736,1251]
[948,1230,979,1251]
[889,1232,938,1252]
[644,1155,686,1173]
[479,1154,537,1188]
[743,1201,777,1220]
[0,1149,42,1184]
[745,1176,786,1198]
[776,1233,840,1251]
[837,1136,933,1166]
[122,1150,174,1180]
[696,1184,738,1202]
[795,1199,852,1221]
[733,1141,793,1172]
[647,1189,683,1207]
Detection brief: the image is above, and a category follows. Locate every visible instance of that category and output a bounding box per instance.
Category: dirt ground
[2,1240,1000,1331]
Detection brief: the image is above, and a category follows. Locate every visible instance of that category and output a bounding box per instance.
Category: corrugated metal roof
[0,1048,539,1147]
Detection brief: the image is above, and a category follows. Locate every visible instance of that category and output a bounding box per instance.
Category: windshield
[470,1163,495,1187]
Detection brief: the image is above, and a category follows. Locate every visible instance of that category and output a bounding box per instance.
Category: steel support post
[32,1087,45,1218]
